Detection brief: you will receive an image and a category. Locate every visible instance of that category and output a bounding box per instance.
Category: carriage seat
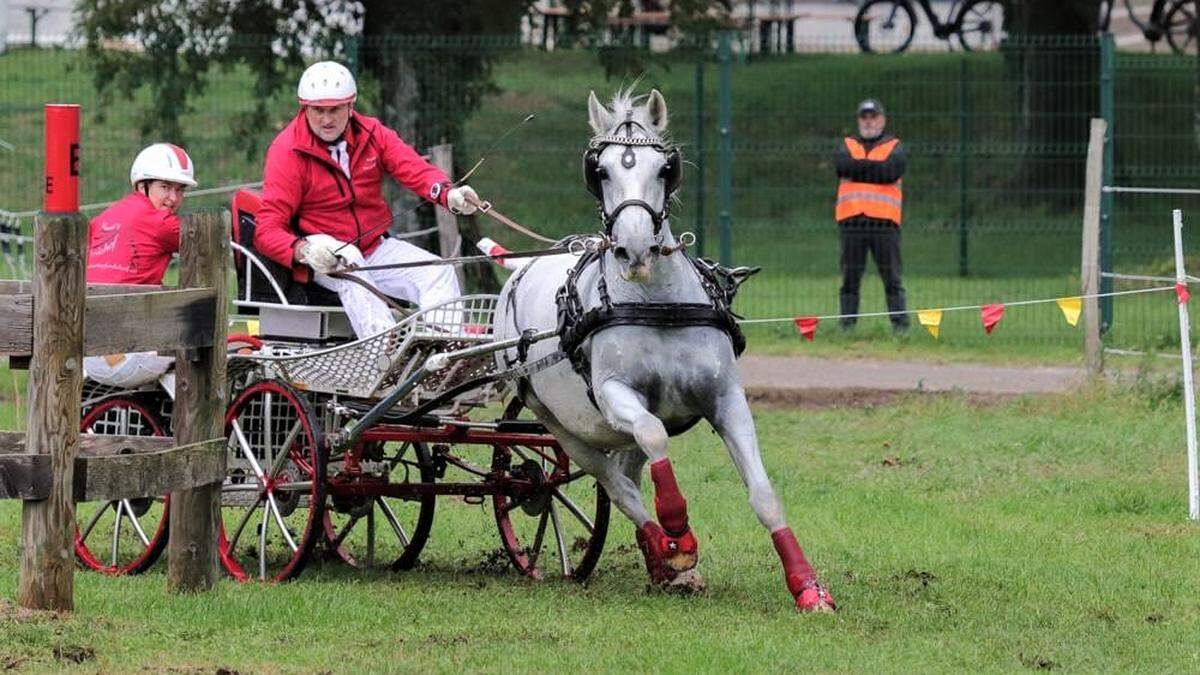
[230,189,414,343]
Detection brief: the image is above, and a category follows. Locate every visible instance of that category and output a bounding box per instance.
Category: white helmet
[129,143,197,189]
[297,61,357,106]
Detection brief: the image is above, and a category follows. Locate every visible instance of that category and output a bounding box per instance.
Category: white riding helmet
[297,61,357,106]
[129,143,197,189]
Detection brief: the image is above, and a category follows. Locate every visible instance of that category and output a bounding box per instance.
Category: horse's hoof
[665,567,706,594]
[795,582,836,613]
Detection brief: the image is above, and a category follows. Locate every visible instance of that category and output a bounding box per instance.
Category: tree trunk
[1009,1,1104,204]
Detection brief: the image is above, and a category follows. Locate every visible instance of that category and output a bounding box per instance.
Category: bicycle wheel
[956,0,1007,51]
[855,0,918,54]
[1166,1,1200,54]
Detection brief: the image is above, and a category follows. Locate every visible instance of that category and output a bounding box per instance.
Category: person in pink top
[84,143,196,388]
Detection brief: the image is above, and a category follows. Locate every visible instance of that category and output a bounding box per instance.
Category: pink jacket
[254,110,451,273]
[86,192,179,285]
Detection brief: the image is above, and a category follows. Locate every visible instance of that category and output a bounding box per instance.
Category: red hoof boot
[794,580,836,613]
[637,522,700,585]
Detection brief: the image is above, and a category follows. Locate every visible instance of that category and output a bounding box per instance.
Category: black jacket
[834,133,907,185]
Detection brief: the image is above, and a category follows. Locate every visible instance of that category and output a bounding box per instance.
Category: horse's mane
[603,83,671,143]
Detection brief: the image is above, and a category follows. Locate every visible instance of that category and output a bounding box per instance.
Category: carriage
[75,189,611,583]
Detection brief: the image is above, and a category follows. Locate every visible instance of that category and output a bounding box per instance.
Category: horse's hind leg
[596,380,702,589]
[708,385,835,613]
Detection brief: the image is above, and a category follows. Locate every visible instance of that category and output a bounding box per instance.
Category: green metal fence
[0,33,1196,358]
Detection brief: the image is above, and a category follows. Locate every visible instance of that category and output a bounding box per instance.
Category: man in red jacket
[255,61,478,338]
[85,143,196,387]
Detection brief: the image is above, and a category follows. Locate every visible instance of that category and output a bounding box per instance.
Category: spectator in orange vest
[834,98,908,331]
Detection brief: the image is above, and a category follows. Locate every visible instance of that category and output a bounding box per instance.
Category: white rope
[737,285,1178,325]
[1103,186,1200,195]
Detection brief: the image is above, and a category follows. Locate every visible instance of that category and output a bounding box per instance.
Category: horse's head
[585,88,681,283]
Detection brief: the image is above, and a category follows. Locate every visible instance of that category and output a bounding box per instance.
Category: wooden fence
[0,210,228,610]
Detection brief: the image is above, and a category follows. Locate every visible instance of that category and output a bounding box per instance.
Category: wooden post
[167,211,228,593]
[430,144,465,288]
[17,213,87,611]
[1082,118,1106,375]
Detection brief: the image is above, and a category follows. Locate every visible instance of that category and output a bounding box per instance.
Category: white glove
[447,185,480,216]
[298,233,346,274]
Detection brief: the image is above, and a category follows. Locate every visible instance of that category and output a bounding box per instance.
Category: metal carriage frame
[77,198,611,584]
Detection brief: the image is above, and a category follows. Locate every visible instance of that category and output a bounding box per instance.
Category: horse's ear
[588,91,613,135]
[647,89,669,134]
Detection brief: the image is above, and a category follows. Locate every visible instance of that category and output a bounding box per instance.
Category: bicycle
[1099,0,1200,54]
[854,0,1008,54]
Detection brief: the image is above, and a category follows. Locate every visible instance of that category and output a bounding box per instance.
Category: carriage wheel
[321,441,437,571]
[493,441,610,582]
[218,379,326,582]
[75,397,171,575]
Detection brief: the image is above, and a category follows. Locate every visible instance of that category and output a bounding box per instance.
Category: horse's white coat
[494,88,791,554]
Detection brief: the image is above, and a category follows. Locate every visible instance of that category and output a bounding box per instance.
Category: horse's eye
[613,246,629,261]
[649,245,662,256]
[596,167,609,180]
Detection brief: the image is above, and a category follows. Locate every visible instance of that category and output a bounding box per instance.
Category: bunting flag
[917,309,943,339]
[1176,283,1190,305]
[1056,297,1082,327]
[981,303,1005,335]
[794,316,819,342]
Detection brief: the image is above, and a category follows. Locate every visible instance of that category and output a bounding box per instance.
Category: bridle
[582,114,682,243]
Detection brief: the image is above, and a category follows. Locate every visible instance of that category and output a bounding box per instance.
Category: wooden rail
[1,210,228,610]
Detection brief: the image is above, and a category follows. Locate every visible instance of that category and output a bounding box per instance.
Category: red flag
[981,303,1005,335]
[1176,283,1190,305]
[794,316,819,342]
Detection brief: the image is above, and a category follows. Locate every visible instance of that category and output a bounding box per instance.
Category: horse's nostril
[613,247,629,261]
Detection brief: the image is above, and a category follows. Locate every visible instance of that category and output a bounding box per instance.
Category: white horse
[494,88,834,612]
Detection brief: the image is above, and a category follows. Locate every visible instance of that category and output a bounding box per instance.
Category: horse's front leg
[596,379,703,590]
[708,384,835,613]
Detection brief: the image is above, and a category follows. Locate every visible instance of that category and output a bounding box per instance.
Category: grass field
[0,384,1198,671]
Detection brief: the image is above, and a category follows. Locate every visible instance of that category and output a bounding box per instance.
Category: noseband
[583,115,682,242]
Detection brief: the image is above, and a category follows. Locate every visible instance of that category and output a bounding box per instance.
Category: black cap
[857,98,884,116]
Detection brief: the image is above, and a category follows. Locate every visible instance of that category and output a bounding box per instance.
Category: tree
[1004,1,1106,201]
[77,0,525,290]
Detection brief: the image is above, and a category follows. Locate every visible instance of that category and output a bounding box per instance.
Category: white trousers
[312,236,461,338]
[83,352,174,389]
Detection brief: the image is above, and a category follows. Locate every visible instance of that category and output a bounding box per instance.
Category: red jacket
[86,192,180,285]
[254,110,451,272]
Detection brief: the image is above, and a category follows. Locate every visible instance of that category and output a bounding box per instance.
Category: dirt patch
[0,599,62,624]
[745,387,1016,410]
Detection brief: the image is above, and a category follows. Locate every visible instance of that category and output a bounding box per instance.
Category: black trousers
[839,217,908,328]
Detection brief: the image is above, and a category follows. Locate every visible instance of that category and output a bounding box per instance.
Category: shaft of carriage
[329,328,558,450]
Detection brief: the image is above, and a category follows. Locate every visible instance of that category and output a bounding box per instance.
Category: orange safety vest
[836,137,903,225]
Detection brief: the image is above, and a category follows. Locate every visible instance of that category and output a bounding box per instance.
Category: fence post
[167,210,228,593]
[958,57,970,277]
[717,30,734,266]
[1082,118,1106,375]
[429,144,465,289]
[693,52,706,257]
[18,103,86,611]
[1099,32,1116,332]
[17,213,86,611]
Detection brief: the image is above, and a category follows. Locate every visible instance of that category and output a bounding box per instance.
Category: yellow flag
[1056,297,1082,327]
[247,319,260,336]
[917,309,943,339]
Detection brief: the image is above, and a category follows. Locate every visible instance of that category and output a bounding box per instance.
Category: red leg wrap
[650,459,689,537]
[771,527,835,612]
[636,522,671,584]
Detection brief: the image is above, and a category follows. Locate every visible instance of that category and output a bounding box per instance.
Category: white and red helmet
[129,143,197,189]
[297,61,357,107]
